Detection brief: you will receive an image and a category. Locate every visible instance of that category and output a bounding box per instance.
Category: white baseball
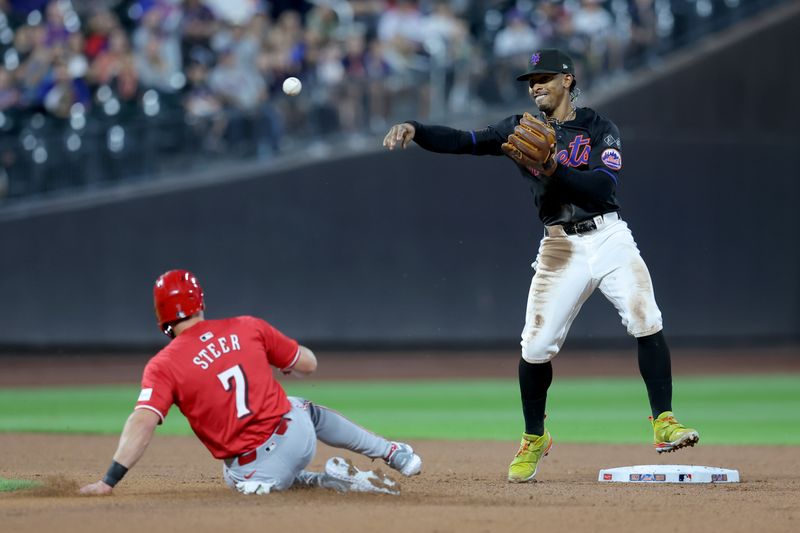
[282,77,302,96]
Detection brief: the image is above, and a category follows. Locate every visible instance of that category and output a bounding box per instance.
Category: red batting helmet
[153,269,205,337]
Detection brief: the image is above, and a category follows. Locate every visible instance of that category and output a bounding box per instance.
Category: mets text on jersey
[193,334,241,370]
[555,135,591,167]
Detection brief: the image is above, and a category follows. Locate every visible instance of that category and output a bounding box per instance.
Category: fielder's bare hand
[383,123,416,150]
[79,480,113,496]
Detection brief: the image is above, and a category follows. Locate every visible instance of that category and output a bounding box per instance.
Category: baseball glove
[502,112,557,173]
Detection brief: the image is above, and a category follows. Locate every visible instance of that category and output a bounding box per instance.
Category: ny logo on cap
[530,52,541,66]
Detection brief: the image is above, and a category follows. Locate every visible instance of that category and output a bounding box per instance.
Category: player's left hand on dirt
[502,112,556,173]
[78,480,113,496]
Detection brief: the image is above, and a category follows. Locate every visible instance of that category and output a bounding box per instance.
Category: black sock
[637,331,673,418]
[519,358,552,436]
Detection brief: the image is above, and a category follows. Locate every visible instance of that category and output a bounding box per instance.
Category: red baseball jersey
[135,316,300,458]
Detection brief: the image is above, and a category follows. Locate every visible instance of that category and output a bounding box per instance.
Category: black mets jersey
[409,107,623,226]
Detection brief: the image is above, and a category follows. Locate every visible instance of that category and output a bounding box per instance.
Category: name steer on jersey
[79,269,422,497]
[383,48,699,483]
[192,334,241,370]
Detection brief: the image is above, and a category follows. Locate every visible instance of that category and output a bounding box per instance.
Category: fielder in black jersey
[383,49,700,483]
[407,108,621,226]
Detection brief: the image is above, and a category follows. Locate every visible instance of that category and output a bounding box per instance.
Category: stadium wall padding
[1,137,797,347]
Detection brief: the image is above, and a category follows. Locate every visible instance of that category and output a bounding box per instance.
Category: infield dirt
[1,347,798,533]
[1,434,798,533]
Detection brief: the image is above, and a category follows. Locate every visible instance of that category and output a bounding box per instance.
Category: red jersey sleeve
[252,317,300,370]
[135,357,176,423]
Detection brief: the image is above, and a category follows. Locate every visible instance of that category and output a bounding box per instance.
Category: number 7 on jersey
[217,365,252,418]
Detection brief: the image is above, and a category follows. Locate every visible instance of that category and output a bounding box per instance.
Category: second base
[598,464,739,483]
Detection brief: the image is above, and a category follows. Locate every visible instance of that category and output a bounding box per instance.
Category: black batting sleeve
[550,118,621,199]
[550,166,616,199]
[407,118,515,156]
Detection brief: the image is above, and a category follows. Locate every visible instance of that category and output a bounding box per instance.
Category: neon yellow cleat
[508,430,553,483]
[650,411,700,453]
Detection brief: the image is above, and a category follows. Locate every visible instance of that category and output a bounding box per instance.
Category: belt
[231,417,290,467]
[547,211,619,237]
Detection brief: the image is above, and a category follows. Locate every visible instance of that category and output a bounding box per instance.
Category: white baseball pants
[520,213,663,363]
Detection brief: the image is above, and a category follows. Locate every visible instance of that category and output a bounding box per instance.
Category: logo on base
[629,473,665,482]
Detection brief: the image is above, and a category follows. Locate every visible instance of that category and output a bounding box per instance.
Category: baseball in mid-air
[282,77,302,96]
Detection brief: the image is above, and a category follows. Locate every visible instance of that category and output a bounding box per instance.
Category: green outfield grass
[0,375,798,444]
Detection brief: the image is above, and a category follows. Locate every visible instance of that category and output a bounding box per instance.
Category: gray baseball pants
[222,396,392,493]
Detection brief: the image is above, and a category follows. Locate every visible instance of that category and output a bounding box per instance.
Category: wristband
[102,460,129,487]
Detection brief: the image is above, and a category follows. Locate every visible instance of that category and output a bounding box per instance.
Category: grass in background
[0,478,40,492]
[0,375,798,445]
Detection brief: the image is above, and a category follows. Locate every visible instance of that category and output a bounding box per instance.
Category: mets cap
[517,49,575,81]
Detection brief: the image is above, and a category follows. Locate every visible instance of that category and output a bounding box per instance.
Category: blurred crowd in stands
[0,0,770,200]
